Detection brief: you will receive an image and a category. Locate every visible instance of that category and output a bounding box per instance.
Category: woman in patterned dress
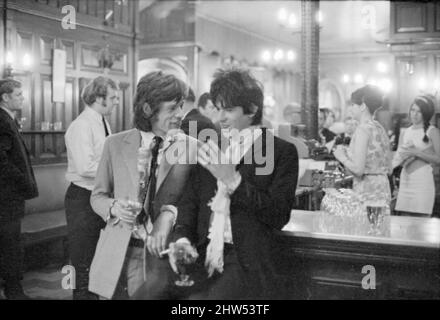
[334,85,392,204]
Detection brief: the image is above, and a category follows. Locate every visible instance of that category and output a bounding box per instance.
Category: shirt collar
[139,130,156,149]
[1,106,15,120]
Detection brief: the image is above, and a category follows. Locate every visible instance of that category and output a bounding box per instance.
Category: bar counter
[273,210,440,299]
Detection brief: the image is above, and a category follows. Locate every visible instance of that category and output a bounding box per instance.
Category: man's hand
[146,210,175,257]
[167,241,199,274]
[198,139,238,186]
[111,199,137,224]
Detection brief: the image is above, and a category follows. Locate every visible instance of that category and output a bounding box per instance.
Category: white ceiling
[139,0,391,53]
[195,0,391,53]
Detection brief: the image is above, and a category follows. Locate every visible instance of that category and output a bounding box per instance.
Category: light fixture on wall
[3,51,34,78]
[3,51,14,78]
[260,49,296,64]
[98,44,114,70]
[405,61,414,75]
[405,41,415,75]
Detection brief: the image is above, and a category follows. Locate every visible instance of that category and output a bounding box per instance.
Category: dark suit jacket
[0,108,38,222]
[320,127,336,143]
[180,109,217,141]
[172,128,298,299]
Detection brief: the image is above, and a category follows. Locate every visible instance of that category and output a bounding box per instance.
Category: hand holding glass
[126,199,142,231]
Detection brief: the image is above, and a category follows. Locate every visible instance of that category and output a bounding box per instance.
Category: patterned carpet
[0,264,72,300]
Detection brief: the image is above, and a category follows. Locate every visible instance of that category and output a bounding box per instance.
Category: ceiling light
[418,77,426,91]
[262,50,271,62]
[354,73,364,84]
[278,8,288,22]
[6,51,14,64]
[316,11,323,24]
[377,62,388,73]
[288,13,297,28]
[434,79,440,90]
[23,53,33,68]
[274,49,284,61]
[378,78,392,93]
[366,78,377,86]
[287,50,296,61]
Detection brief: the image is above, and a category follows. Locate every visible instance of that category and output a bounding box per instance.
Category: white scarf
[204,127,262,277]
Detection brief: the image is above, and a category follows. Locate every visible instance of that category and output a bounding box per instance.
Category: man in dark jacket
[180,88,217,140]
[133,68,298,300]
[0,79,38,299]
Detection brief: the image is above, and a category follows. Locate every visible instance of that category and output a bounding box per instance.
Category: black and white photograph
[0,0,439,303]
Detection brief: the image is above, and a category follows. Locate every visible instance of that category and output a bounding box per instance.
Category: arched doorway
[137,58,188,83]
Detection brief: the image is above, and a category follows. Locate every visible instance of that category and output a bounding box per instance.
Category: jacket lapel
[239,128,271,166]
[121,129,141,189]
[156,138,182,192]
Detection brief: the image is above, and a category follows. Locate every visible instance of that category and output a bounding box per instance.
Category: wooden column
[301,0,320,140]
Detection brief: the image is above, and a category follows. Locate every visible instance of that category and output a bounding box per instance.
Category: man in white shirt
[64,76,119,300]
[89,71,197,299]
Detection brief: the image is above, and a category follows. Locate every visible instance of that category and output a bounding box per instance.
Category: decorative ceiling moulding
[140,41,201,50]
[6,0,134,38]
[378,38,440,46]
[195,13,292,48]
[378,38,440,54]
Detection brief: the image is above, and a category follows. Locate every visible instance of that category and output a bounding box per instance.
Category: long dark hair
[133,71,187,132]
[210,68,264,125]
[411,95,435,143]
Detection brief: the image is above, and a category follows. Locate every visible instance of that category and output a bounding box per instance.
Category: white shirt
[134,130,176,240]
[65,107,111,190]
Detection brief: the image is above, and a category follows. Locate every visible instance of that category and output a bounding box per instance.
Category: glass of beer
[366,203,386,235]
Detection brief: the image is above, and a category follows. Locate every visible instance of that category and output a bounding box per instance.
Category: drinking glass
[54,121,63,131]
[126,199,142,231]
[366,205,385,235]
[41,121,50,131]
[174,243,197,287]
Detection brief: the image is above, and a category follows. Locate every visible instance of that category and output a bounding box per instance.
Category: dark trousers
[132,245,248,300]
[0,219,23,287]
[65,183,105,300]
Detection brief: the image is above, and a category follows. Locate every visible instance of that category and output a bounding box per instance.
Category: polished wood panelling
[3,0,137,164]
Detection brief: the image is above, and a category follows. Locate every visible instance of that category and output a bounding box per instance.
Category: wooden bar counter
[273,210,440,299]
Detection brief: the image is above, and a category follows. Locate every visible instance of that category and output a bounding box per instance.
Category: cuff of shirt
[160,204,178,226]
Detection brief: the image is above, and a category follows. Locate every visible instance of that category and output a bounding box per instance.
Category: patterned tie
[138,136,163,224]
[102,116,109,137]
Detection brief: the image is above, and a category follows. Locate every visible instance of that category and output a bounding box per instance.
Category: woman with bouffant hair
[133,71,187,132]
[334,85,392,204]
[393,95,440,216]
